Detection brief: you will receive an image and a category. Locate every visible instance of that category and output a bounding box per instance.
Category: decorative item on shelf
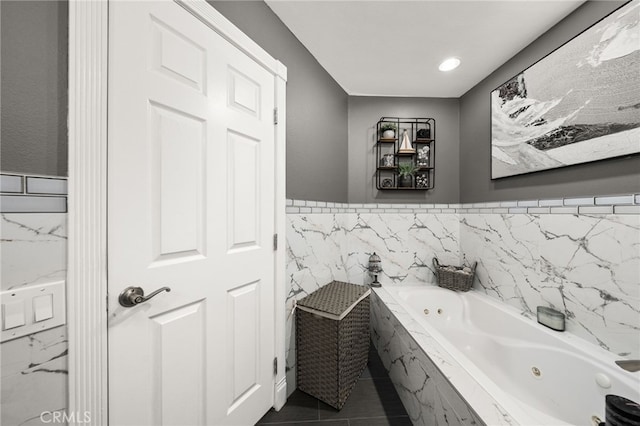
[381,178,393,188]
[398,130,416,154]
[416,127,431,139]
[417,146,430,166]
[397,163,418,188]
[416,173,429,188]
[380,123,397,139]
[381,154,394,167]
[368,252,382,287]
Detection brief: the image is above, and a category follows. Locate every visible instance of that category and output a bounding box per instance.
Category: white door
[107,1,277,425]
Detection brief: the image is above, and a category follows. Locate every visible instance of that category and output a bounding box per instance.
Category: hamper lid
[297,281,371,321]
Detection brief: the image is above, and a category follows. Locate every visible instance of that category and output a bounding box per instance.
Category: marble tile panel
[1,213,67,291]
[285,214,349,389]
[371,290,511,426]
[1,326,68,426]
[1,213,68,425]
[460,214,542,314]
[461,213,640,358]
[344,213,460,287]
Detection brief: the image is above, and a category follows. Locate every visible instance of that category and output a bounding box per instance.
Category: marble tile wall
[286,211,461,390]
[1,173,68,425]
[370,290,490,425]
[461,213,640,358]
[286,192,640,391]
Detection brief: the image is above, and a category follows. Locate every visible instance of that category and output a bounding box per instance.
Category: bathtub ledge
[373,286,519,426]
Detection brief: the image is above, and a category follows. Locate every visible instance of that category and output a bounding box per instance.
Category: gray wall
[459,0,639,203]
[348,97,460,204]
[210,1,349,202]
[1,1,68,176]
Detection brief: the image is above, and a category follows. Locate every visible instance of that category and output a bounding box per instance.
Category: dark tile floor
[257,345,411,426]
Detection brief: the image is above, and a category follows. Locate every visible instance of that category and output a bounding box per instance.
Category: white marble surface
[286,207,640,394]
[371,288,509,426]
[344,213,461,286]
[1,326,68,426]
[0,213,68,425]
[286,213,461,389]
[460,213,640,357]
[1,213,67,291]
[286,214,348,389]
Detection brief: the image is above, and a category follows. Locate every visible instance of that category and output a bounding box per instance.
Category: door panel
[150,301,206,426]
[228,67,261,116]
[150,17,206,92]
[108,2,276,424]
[149,101,206,260]
[227,281,260,403]
[227,130,261,250]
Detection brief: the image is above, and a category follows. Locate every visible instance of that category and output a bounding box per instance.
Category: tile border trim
[1,173,68,213]
[286,193,640,215]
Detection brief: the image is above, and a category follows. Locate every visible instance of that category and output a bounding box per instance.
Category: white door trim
[67,1,287,423]
[68,1,109,424]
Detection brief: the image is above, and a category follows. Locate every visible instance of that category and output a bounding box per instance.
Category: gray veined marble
[460,213,640,358]
[286,205,640,393]
[286,212,462,390]
[345,213,461,286]
[371,291,492,426]
[1,213,67,291]
[0,213,68,425]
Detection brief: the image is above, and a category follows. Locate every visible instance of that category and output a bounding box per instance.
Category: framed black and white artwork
[491,0,640,179]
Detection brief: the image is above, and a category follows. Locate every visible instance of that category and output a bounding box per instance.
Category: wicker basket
[433,257,477,292]
[296,281,370,410]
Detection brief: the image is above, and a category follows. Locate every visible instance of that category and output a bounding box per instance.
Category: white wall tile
[595,195,634,205]
[564,197,595,206]
[527,207,550,214]
[1,196,66,213]
[0,175,23,193]
[508,207,528,214]
[550,206,578,214]
[539,199,563,207]
[579,206,614,215]
[25,177,67,195]
[614,205,640,214]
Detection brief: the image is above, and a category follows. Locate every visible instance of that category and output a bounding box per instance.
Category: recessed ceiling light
[439,57,461,72]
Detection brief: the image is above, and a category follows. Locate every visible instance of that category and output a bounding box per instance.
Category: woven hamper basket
[296,281,370,410]
[433,257,477,292]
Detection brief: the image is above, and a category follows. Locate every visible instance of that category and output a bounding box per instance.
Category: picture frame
[491,1,640,179]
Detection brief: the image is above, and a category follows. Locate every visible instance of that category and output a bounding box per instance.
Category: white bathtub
[382,285,640,425]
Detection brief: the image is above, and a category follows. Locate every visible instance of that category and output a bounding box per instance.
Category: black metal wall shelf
[375,117,435,191]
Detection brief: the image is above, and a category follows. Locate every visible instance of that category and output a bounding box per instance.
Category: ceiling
[265,0,586,97]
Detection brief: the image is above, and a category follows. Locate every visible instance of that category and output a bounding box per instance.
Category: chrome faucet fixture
[615,360,640,372]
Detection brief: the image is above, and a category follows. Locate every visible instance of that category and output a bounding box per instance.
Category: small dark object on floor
[257,344,411,425]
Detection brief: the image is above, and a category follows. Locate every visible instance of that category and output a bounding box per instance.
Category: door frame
[67,1,287,423]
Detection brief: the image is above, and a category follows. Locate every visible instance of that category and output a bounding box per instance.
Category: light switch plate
[0,281,65,342]
[3,300,26,329]
[33,294,54,322]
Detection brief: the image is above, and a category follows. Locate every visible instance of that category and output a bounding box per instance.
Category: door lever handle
[119,286,171,307]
